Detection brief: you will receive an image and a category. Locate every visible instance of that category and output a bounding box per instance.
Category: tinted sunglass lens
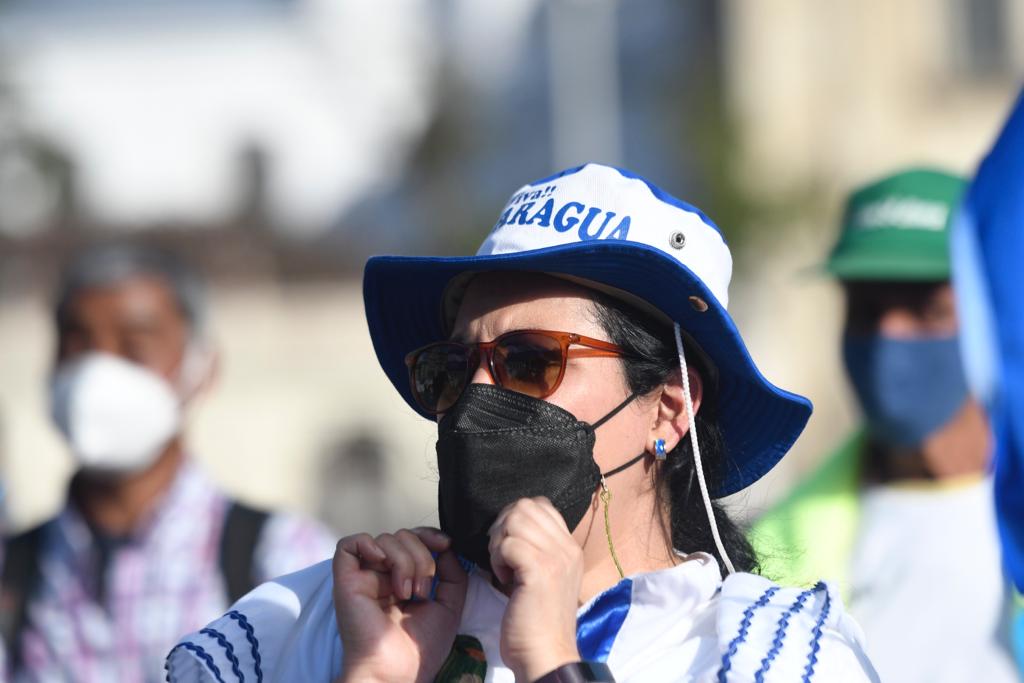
[413,345,469,412]
[494,333,563,397]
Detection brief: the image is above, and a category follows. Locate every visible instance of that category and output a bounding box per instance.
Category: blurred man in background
[752,168,1018,682]
[0,244,335,682]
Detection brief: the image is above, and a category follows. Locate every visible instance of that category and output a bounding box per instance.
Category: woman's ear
[647,368,703,455]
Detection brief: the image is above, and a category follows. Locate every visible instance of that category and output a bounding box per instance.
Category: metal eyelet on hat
[689,296,709,313]
[669,231,686,249]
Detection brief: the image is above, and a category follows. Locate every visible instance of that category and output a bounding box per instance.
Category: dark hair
[54,243,207,338]
[592,294,758,575]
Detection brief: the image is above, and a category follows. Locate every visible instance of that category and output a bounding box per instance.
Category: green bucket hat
[826,167,966,281]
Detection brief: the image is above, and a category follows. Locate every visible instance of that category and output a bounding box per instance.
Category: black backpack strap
[219,502,270,605]
[1,525,46,671]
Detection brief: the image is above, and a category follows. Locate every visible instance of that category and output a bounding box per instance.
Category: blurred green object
[749,432,863,596]
[825,168,966,281]
[434,634,487,683]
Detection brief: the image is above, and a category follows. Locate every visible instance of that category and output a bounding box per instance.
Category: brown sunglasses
[404,329,631,414]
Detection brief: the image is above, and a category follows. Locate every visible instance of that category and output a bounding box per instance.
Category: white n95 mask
[49,352,181,474]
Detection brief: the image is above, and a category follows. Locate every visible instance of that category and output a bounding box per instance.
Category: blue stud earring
[654,438,667,461]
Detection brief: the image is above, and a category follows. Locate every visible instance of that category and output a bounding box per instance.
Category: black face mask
[435,383,644,572]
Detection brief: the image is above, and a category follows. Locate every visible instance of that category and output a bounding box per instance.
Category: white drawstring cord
[674,322,736,575]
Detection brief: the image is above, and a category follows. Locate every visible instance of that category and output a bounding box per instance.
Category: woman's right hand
[332,527,468,683]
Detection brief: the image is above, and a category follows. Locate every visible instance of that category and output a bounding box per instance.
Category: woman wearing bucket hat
[167,164,878,682]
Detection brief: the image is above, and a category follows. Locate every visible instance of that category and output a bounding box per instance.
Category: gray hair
[54,244,207,338]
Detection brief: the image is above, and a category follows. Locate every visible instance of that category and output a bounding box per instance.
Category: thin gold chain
[600,476,625,579]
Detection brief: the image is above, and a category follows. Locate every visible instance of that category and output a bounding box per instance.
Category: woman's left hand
[489,497,584,682]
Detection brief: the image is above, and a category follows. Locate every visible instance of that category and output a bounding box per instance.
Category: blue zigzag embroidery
[201,627,245,682]
[717,585,780,682]
[227,610,264,683]
[753,582,825,682]
[801,584,833,682]
[165,642,226,683]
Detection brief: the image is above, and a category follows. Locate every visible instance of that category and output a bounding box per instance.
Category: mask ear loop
[674,322,736,576]
[591,390,643,581]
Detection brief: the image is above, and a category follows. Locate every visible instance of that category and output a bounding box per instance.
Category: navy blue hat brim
[363,241,812,497]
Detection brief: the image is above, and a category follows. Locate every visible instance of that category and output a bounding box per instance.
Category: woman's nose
[469,363,496,386]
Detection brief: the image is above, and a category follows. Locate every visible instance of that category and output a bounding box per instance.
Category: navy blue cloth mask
[842,335,969,448]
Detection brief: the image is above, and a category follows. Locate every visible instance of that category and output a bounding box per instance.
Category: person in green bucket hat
[751,167,1017,682]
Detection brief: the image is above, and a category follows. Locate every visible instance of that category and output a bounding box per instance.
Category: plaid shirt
[3,461,335,683]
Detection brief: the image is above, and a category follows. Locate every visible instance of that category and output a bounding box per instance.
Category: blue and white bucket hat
[363,163,812,497]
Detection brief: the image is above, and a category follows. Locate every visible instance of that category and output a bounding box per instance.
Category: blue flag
[953,87,1024,592]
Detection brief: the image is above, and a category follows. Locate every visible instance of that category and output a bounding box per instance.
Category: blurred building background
[0,0,1020,532]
